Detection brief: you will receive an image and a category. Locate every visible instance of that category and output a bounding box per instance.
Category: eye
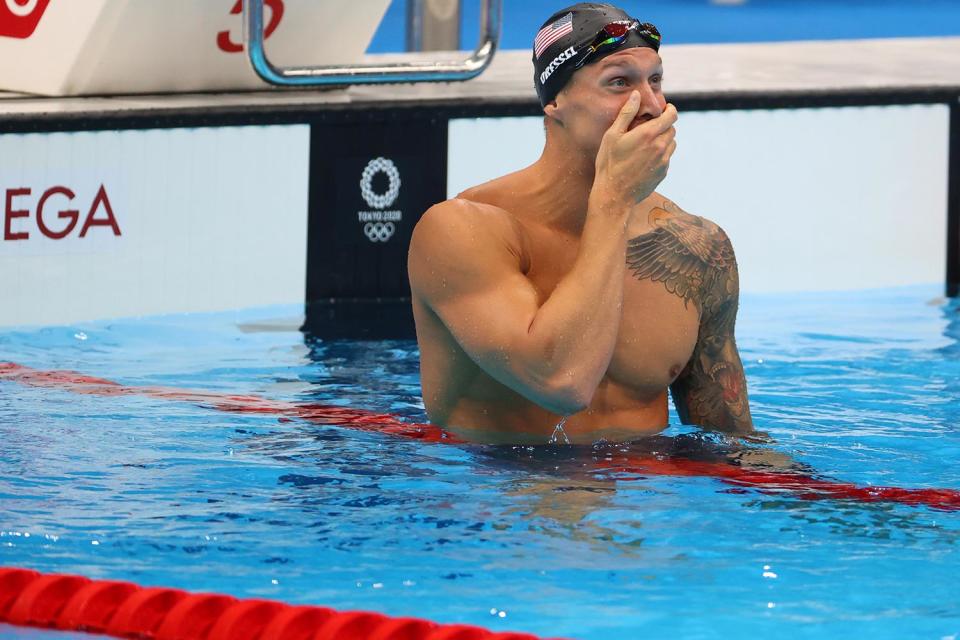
[608,76,628,87]
[650,74,663,85]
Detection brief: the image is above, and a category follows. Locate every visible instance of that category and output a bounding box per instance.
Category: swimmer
[409,2,753,444]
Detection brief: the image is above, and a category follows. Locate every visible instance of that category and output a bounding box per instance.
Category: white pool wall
[0,125,310,326]
[448,104,950,293]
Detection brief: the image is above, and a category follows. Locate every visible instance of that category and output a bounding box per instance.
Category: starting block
[0,0,391,95]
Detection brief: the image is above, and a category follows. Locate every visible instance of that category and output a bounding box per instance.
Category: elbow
[539,377,594,416]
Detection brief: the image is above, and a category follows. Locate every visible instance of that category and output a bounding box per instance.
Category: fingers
[626,103,678,140]
[650,138,678,185]
[611,91,642,134]
[656,103,679,134]
[664,138,677,163]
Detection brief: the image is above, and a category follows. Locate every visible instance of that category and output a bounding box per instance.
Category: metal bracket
[242,0,502,87]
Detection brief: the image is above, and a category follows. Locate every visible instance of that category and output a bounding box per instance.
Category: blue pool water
[1,285,959,639]
[368,0,960,53]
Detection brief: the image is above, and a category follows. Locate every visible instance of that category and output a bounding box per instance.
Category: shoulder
[637,194,740,316]
[409,197,528,294]
[658,195,732,244]
[651,195,738,269]
[663,197,741,318]
[411,197,523,258]
[413,196,514,235]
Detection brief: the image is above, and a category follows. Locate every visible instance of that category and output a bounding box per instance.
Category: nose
[635,82,663,119]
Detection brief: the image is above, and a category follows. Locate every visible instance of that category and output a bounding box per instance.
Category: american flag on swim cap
[534,12,573,59]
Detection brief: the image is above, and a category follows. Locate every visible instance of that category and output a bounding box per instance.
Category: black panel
[301,298,416,340]
[949,101,960,298]
[302,114,447,337]
[2,88,959,134]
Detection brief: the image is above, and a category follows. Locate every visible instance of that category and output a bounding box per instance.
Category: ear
[543,97,563,127]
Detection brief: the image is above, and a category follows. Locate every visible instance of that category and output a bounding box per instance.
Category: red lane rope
[2,361,959,513]
[0,567,558,640]
[0,361,464,443]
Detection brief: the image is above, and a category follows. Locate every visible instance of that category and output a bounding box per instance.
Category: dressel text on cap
[539,46,577,85]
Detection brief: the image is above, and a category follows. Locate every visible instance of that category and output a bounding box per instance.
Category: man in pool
[408,2,753,444]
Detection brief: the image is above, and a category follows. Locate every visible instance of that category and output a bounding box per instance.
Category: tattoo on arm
[670,295,752,433]
[626,200,753,433]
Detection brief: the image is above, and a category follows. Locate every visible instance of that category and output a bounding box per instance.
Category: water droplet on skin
[549,418,571,445]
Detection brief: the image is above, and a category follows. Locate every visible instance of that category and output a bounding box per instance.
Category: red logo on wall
[216,0,284,54]
[3,185,122,241]
[0,0,51,39]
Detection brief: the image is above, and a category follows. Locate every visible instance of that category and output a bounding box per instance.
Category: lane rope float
[0,567,561,640]
[2,361,959,514]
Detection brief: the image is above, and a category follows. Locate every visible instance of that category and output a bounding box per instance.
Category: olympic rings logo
[364,222,395,243]
[360,157,401,210]
[6,0,39,17]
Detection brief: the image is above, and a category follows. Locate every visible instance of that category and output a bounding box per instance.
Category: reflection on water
[2,287,959,639]
[548,417,571,445]
[939,295,960,358]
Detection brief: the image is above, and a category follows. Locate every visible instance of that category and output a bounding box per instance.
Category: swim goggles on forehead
[574,20,662,69]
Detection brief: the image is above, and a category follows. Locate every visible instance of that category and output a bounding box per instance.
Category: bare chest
[614,277,700,390]
[524,234,700,398]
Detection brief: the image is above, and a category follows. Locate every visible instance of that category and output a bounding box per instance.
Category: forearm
[519,191,632,412]
[499,95,676,414]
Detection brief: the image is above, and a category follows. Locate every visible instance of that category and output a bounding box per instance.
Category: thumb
[611,91,641,134]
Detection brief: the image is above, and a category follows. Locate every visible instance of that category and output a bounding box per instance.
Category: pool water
[1,285,959,639]
[369,0,960,52]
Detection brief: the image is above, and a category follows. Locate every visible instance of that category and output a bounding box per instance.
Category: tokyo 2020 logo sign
[0,0,50,39]
[358,157,402,243]
[360,157,401,210]
[363,221,395,243]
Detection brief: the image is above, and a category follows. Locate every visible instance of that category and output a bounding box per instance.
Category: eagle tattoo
[625,202,737,317]
[625,200,751,432]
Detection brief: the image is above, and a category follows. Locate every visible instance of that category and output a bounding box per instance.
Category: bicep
[409,204,546,387]
[670,324,751,433]
[670,236,752,433]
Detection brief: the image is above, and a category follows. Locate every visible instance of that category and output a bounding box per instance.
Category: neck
[525,129,597,235]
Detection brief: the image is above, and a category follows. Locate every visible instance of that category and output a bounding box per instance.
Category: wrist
[588,183,631,219]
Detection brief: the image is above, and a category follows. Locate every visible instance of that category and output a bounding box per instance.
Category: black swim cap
[532,3,662,108]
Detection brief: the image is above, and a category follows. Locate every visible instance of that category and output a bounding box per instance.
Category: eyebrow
[596,52,664,72]
[597,59,630,71]
[597,61,664,76]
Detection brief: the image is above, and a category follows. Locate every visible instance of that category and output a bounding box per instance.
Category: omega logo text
[4,185,121,241]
